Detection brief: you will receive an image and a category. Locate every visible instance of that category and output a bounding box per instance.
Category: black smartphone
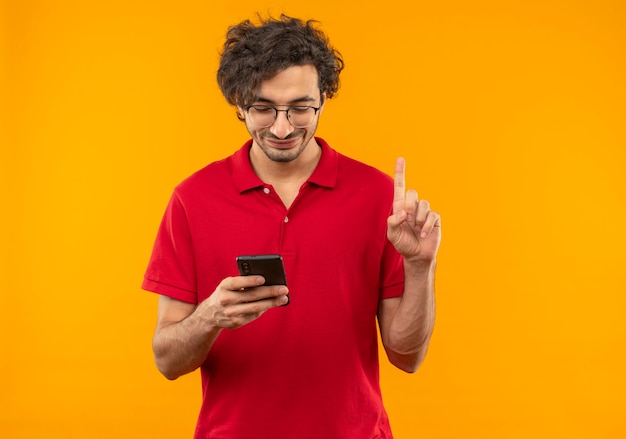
[236,254,289,304]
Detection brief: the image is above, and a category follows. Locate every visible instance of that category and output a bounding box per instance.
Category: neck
[249,138,322,185]
[249,137,322,209]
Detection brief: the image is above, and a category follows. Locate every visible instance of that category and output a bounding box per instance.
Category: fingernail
[421,231,427,238]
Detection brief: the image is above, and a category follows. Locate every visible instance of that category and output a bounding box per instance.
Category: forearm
[152,278,290,379]
[153,308,222,380]
[384,259,436,371]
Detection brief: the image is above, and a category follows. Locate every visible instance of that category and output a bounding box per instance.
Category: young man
[143,15,441,439]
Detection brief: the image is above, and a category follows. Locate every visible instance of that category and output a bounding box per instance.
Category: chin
[263,147,304,163]
[258,133,311,163]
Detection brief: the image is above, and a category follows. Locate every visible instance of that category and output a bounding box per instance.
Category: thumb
[387,209,406,239]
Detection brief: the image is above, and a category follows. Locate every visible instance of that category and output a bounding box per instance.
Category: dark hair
[217,14,344,110]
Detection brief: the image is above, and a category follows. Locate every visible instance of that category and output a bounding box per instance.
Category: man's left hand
[387,157,441,263]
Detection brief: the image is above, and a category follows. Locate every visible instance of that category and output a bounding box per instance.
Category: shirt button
[284,216,289,223]
[263,188,270,194]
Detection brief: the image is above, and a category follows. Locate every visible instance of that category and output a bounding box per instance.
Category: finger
[405,189,418,224]
[392,157,406,214]
[219,288,288,327]
[387,212,403,238]
[224,275,265,291]
[222,304,268,328]
[240,285,289,303]
[415,199,430,227]
[387,209,406,241]
[420,211,441,237]
[231,295,283,315]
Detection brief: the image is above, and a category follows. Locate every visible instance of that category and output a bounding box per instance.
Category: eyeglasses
[245,104,321,128]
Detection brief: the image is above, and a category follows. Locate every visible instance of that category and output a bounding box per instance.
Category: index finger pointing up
[393,157,406,214]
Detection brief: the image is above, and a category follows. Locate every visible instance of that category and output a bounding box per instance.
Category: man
[143,14,441,439]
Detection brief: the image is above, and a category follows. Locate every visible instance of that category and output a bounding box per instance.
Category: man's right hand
[152,276,288,379]
[199,275,289,329]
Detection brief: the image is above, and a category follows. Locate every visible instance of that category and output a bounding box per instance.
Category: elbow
[155,357,185,381]
[153,343,185,381]
[154,355,180,380]
[160,368,182,381]
[390,351,425,374]
[396,350,427,374]
[384,341,429,374]
[399,364,419,374]
[383,327,433,374]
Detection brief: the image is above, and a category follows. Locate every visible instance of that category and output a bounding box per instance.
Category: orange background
[2,1,625,438]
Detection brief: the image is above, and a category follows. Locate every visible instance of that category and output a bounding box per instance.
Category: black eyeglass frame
[244,104,322,128]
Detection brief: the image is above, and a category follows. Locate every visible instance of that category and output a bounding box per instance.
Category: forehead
[255,65,320,103]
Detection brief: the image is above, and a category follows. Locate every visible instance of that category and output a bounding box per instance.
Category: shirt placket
[260,183,311,254]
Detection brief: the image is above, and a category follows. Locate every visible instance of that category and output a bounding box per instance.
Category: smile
[265,137,300,150]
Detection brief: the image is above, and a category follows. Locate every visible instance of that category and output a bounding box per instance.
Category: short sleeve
[379,236,405,300]
[142,190,198,304]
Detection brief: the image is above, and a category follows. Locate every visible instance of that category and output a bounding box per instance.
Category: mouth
[264,135,301,150]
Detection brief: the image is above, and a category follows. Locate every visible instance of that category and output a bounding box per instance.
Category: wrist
[403,258,437,281]
[187,303,223,335]
[404,256,437,270]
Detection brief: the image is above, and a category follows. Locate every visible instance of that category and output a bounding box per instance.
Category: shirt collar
[232,137,338,193]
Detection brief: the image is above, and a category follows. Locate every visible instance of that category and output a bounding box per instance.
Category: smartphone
[236,254,289,305]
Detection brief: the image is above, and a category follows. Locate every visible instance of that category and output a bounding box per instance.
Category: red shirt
[143,138,404,439]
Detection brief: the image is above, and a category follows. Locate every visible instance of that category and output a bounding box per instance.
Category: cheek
[243,120,258,136]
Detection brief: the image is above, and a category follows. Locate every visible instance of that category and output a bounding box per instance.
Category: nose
[269,110,295,139]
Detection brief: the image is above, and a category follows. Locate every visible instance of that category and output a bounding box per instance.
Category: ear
[236,106,246,121]
[319,92,327,114]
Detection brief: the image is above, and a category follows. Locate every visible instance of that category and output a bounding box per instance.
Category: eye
[251,106,274,114]
[289,106,311,114]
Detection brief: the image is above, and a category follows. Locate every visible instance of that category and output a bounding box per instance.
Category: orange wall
[2,1,625,437]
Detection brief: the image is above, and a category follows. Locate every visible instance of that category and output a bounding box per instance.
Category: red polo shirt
[143,138,404,439]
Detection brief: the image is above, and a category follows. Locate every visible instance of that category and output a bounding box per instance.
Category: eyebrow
[253,95,318,105]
